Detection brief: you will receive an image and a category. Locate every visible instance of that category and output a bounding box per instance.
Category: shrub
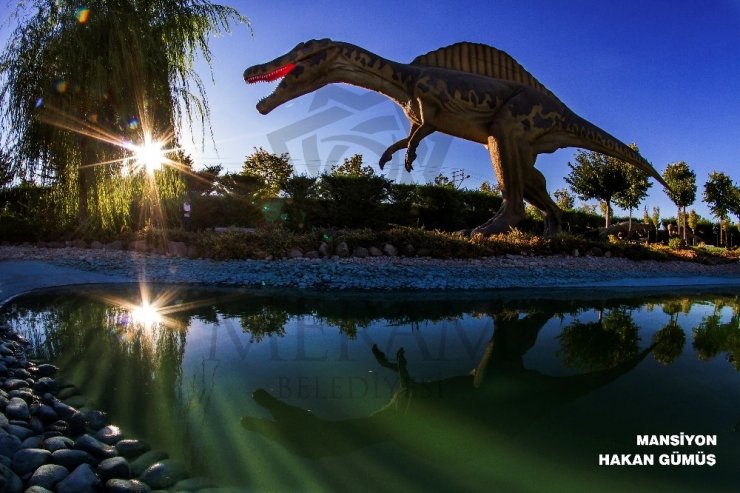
[318,174,391,228]
[668,237,686,250]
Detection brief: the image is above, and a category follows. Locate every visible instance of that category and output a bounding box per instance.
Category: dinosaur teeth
[246,63,296,84]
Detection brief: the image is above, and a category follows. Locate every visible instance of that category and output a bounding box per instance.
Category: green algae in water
[2,287,739,492]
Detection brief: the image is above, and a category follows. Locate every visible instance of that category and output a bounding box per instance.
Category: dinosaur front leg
[379,121,422,170]
[471,135,529,236]
[403,123,435,172]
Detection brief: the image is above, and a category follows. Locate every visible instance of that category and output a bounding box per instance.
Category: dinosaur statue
[244,39,668,236]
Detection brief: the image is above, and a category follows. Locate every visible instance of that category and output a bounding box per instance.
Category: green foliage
[614,153,652,222]
[668,237,686,250]
[0,0,247,231]
[663,161,697,210]
[553,188,575,210]
[703,171,736,221]
[651,207,661,230]
[281,174,320,230]
[703,171,738,245]
[189,194,261,230]
[242,147,293,197]
[330,154,375,177]
[186,164,223,195]
[663,161,697,240]
[693,309,740,370]
[240,308,288,342]
[687,209,698,232]
[479,180,501,195]
[318,173,391,228]
[558,309,640,371]
[565,150,630,227]
[433,173,455,188]
[651,320,686,365]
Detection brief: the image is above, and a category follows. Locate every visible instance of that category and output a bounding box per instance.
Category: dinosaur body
[245,39,667,235]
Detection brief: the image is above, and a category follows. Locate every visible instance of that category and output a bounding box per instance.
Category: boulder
[351,247,369,258]
[368,246,383,257]
[139,459,187,489]
[318,242,330,257]
[11,448,51,476]
[287,248,303,259]
[27,464,69,490]
[335,241,349,257]
[167,241,188,257]
[55,463,100,493]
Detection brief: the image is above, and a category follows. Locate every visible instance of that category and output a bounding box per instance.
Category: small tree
[687,209,698,242]
[663,161,697,241]
[553,188,575,210]
[703,171,736,246]
[614,163,651,232]
[0,150,12,189]
[642,207,651,243]
[330,154,375,177]
[189,164,224,196]
[651,206,661,242]
[242,147,293,197]
[433,173,455,188]
[565,150,628,227]
[479,180,501,195]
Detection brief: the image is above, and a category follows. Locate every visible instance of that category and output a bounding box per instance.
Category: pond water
[2,285,739,492]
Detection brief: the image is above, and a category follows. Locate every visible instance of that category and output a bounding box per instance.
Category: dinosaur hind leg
[523,167,562,236]
[471,136,528,236]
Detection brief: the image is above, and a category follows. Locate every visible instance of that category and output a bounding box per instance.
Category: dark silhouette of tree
[242,147,293,197]
[565,150,628,228]
[614,145,651,232]
[662,161,697,241]
[652,320,685,365]
[703,171,737,246]
[330,154,375,177]
[557,308,640,371]
[553,188,575,210]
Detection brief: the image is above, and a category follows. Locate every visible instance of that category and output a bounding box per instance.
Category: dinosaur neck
[330,43,414,105]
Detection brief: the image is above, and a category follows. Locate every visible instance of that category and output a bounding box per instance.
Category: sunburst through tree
[0,1,248,234]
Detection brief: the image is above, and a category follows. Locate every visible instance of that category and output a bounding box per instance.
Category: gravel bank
[1,245,739,297]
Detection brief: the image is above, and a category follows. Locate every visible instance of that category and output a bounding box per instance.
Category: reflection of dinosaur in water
[241,311,653,459]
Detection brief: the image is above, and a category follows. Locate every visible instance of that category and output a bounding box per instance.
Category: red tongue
[248,63,296,83]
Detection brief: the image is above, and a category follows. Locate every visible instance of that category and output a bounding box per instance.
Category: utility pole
[450,168,470,189]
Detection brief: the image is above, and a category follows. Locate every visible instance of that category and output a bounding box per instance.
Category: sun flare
[130,302,162,329]
[129,134,166,175]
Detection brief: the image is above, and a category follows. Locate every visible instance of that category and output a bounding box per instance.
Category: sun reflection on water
[130,302,162,329]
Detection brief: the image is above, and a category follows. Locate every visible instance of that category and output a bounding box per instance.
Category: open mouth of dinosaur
[245,63,296,84]
[246,63,297,111]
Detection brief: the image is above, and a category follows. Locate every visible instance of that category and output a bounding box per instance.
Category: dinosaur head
[244,38,340,114]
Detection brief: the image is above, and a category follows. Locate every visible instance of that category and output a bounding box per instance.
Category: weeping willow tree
[0,1,248,235]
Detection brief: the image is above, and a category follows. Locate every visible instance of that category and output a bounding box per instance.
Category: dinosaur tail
[565,114,669,190]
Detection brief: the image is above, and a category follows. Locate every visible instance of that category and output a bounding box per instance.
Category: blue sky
[3,1,739,219]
